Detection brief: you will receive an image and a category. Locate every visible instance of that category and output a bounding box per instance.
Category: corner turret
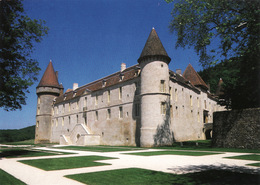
[35,61,63,144]
[139,28,172,147]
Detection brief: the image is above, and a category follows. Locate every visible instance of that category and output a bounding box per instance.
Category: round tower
[138,28,171,147]
[35,61,63,144]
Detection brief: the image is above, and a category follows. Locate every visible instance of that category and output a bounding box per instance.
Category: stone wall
[212,108,260,149]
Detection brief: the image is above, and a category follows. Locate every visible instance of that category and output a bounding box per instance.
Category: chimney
[121,63,126,72]
[73,83,78,91]
[176,69,182,75]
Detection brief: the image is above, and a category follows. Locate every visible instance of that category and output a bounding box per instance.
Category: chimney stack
[73,83,78,91]
[121,63,126,72]
[176,69,182,75]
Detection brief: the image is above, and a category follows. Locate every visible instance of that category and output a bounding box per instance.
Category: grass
[19,155,116,171]
[225,154,260,161]
[66,168,260,185]
[156,140,260,153]
[2,139,35,145]
[0,148,74,158]
[55,145,144,152]
[125,150,221,156]
[247,163,260,167]
[225,154,260,167]
[0,169,26,185]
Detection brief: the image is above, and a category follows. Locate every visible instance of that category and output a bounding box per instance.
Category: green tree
[0,0,48,111]
[166,0,260,109]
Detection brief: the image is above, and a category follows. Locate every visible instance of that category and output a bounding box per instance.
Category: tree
[166,0,260,109]
[0,0,48,111]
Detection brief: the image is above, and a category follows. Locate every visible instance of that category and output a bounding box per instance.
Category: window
[197,97,200,107]
[95,95,98,105]
[37,97,40,104]
[160,80,165,92]
[119,87,122,100]
[69,116,71,124]
[84,97,87,107]
[84,115,87,125]
[203,110,209,123]
[107,109,111,119]
[107,90,110,103]
[37,107,40,115]
[135,103,140,117]
[169,87,172,100]
[95,111,98,121]
[175,89,178,102]
[190,95,193,107]
[119,106,123,118]
[62,117,64,126]
[161,102,166,115]
[36,121,39,128]
[77,115,79,123]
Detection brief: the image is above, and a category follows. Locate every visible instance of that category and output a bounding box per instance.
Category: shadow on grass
[0,149,35,158]
[167,164,260,175]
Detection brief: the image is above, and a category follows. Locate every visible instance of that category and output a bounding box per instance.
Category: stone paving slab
[0,147,259,185]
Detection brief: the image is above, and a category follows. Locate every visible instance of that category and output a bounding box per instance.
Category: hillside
[0,125,35,143]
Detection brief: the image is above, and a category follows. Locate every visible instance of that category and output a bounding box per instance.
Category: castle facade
[35,28,224,147]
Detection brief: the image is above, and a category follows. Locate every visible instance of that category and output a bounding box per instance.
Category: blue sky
[0,0,201,129]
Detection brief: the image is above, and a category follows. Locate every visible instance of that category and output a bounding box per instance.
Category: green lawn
[19,155,116,171]
[156,140,260,153]
[0,169,26,185]
[66,168,260,185]
[55,145,144,152]
[225,154,260,161]
[125,150,221,156]
[0,148,74,158]
[225,154,260,167]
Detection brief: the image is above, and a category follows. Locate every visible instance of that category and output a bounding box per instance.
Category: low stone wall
[212,108,260,149]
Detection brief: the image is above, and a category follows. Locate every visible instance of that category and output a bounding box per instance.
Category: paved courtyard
[0,145,259,185]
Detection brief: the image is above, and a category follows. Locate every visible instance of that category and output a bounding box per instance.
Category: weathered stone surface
[212,108,260,149]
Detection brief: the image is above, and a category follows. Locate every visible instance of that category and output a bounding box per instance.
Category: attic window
[119,73,124,81]
[102,79,107,87]
[73,91,77,97]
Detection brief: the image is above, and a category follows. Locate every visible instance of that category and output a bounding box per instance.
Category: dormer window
[102,79,107,87]
[73,91,77,97]
[119,73,124,81]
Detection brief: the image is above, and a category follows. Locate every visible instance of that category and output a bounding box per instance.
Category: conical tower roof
[37,61,60,88]
[138,28,171,63]
[183,64,208,90]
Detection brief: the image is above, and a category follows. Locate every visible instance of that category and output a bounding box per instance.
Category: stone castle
[35,28,224,147]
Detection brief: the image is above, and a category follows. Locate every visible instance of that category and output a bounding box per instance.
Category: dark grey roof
[138,28,171,63]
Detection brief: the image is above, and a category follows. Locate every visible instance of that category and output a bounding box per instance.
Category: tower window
[161,102,166,115]
[190,95,193,107]
[107,109,111,119]
[84,97,87,107]
[119,106,123,118]
[160,80,165,92]
[95,111,98,121]
[36,121,39,128]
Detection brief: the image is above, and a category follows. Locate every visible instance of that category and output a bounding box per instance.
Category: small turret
[139,28,172,147]
[35,61,63,144]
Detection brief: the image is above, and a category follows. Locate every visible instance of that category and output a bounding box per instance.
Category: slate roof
[183,64,208,90]
[37,61,60,88]
[138,28,171,63]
